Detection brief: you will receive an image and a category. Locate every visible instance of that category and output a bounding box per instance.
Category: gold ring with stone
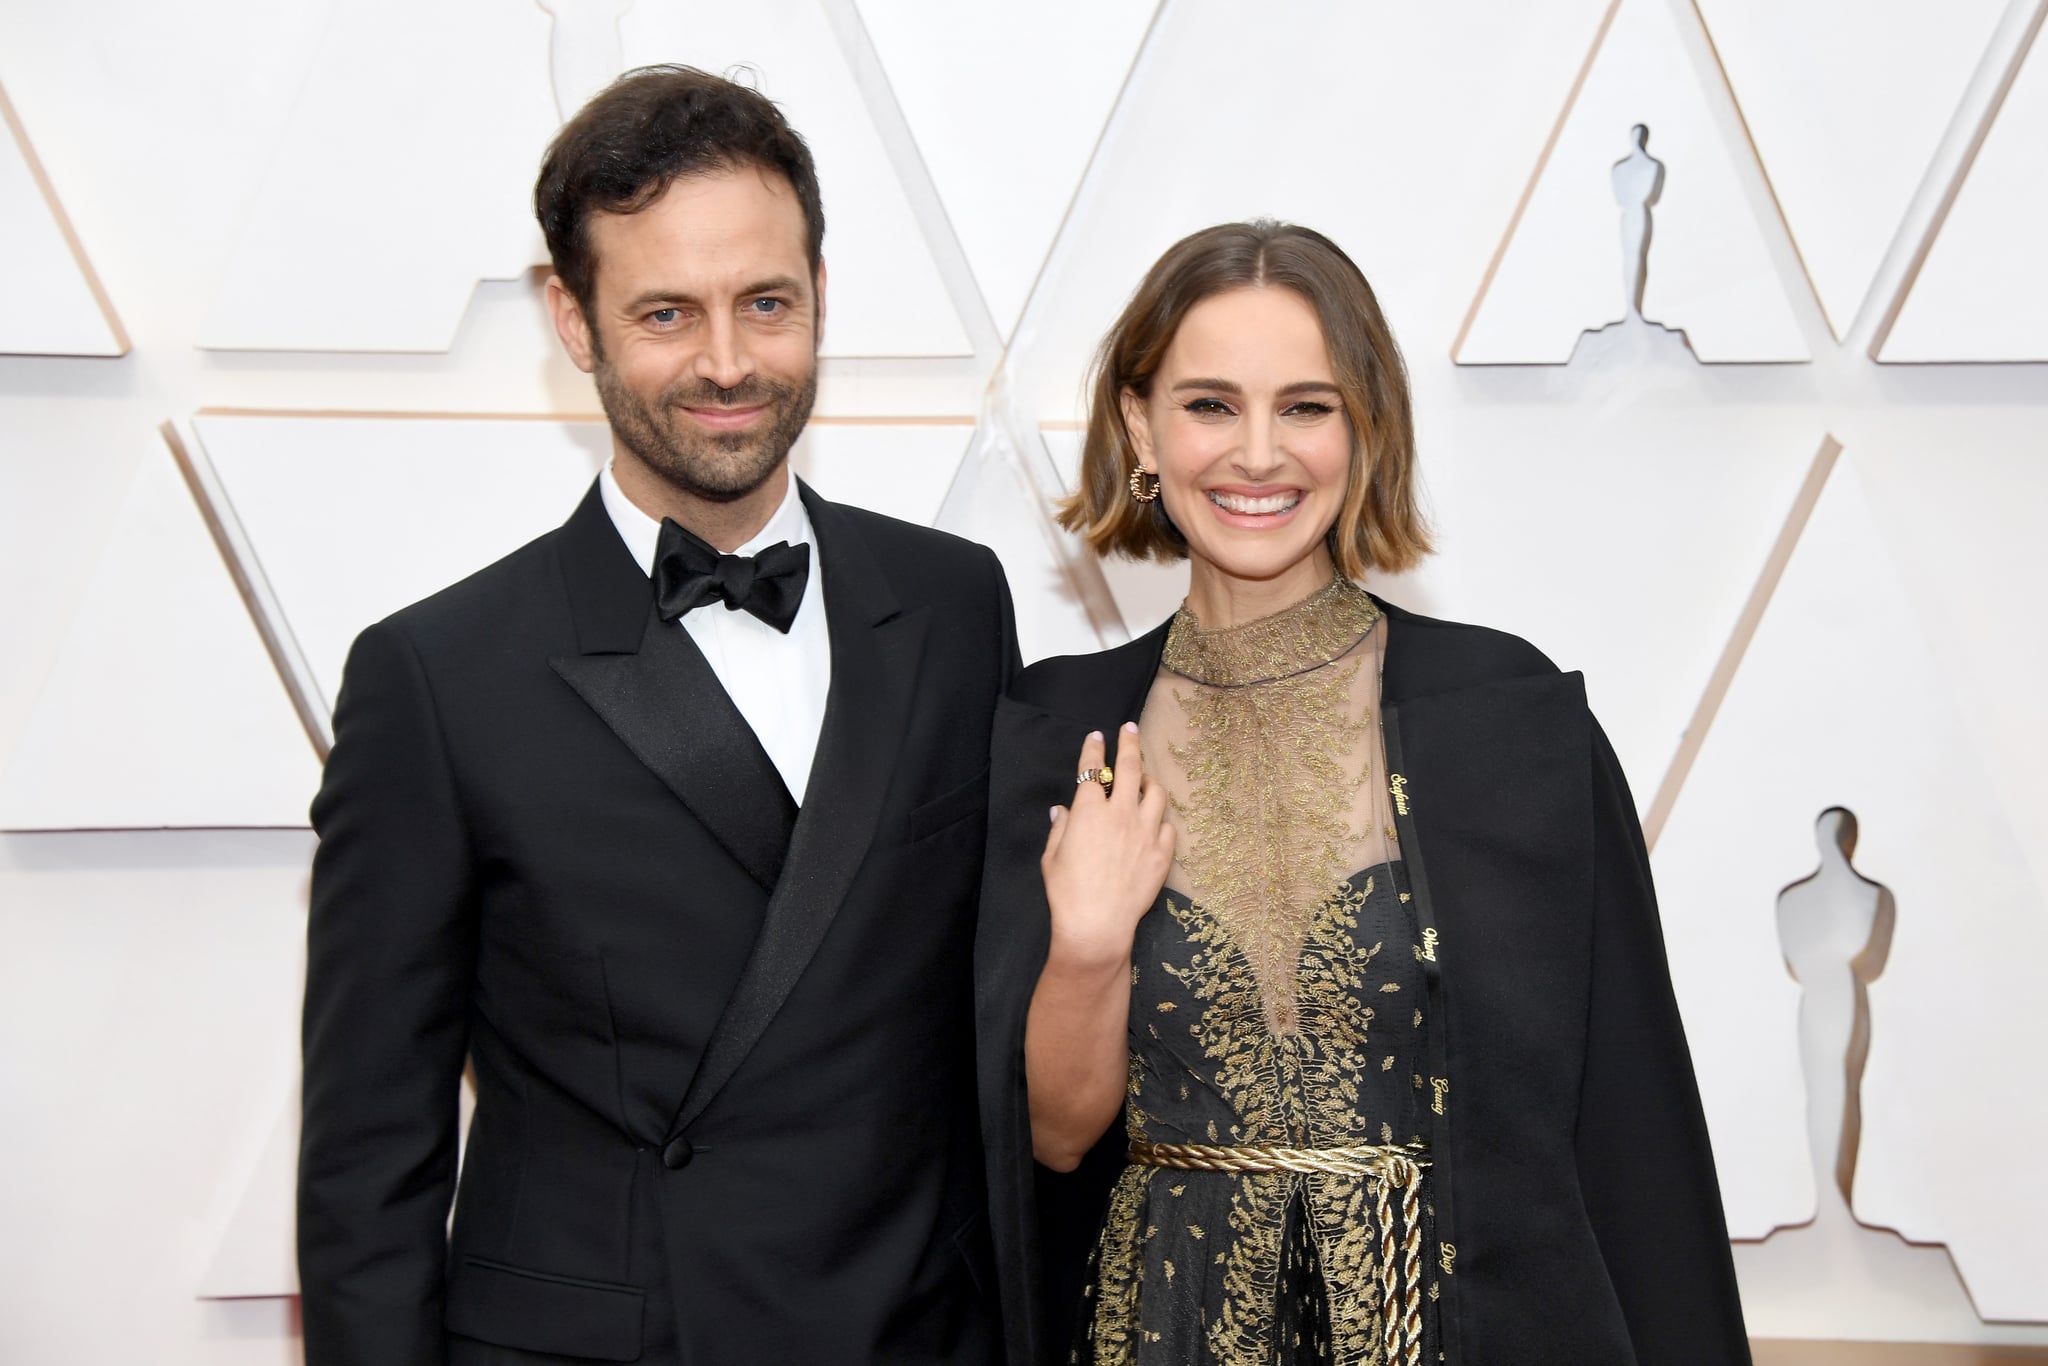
[1077,766,1113,791]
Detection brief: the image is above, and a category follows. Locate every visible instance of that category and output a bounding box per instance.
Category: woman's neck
[1183,548,1338,630]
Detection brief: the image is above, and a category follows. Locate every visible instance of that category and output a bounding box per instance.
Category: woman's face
[1124,286,1354,598]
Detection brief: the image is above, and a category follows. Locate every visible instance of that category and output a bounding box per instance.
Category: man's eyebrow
[618,276,807,313]
[622,287,699,312]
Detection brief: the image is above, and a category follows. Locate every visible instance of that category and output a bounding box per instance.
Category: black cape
[974,598,1750,1365]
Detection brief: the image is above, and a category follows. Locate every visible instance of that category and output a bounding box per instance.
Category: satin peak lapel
[670,489,927,1136]
[551,602,797,895]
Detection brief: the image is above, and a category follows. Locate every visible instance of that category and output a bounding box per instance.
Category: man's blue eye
[751,298,783,313]
[650,308,680,324]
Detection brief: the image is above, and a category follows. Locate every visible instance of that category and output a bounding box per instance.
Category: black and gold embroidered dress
[1071,580,1437,1366]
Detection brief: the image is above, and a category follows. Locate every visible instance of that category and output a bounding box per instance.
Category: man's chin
[642,448,787,505]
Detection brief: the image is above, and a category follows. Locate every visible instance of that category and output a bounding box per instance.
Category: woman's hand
[1041,723,1176,972]
[1026,723,1174,1170]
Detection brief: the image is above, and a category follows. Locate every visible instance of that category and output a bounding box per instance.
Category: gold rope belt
[1126,1140,1432,1366]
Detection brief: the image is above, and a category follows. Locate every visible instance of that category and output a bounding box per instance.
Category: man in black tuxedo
[298,65,1015,1364]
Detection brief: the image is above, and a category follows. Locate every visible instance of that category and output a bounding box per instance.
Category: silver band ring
[1077,766,1114,791]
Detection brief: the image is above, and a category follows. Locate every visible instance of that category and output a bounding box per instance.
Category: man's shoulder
[820,497,989,561]
[374,521,572,649]
[812,496,1003,598]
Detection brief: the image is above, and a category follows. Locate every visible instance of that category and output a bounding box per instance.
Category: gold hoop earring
[1129,466,1160,503]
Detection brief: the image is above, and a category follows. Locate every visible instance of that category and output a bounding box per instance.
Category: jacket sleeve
[1575,720,1752,1364]
[977,689,1131,1366]
[985,544,1022,693]
[299,619,478,1366]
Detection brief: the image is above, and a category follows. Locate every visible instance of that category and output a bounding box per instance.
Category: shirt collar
[599,460,812,579]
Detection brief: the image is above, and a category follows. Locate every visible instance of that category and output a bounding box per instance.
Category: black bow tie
[652,518,811,634]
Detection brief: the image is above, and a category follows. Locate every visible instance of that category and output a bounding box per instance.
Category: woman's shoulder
[1006,618,1173,713]
[1375,596,1568,698]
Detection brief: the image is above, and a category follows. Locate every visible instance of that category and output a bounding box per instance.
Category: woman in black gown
[975,221,1750,1365]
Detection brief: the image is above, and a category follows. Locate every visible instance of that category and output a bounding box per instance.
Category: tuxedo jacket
[975,599,1751,1365]
[300,479,1016,1365]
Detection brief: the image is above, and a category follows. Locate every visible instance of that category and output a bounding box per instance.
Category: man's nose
[693,313,749,391]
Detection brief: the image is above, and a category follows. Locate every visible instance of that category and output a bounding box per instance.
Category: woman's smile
[1204,484,1305,525]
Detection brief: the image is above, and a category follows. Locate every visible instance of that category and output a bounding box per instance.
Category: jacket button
[661,1137,694,1170]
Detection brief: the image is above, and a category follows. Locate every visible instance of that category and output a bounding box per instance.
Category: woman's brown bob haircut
[1058,220,1431,578]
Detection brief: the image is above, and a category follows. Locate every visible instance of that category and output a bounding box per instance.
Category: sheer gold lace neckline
[1163,576,1383,688]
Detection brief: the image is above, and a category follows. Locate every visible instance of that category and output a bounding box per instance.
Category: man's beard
[594,360,818,504]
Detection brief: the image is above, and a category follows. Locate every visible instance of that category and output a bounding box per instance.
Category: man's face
[555,167,822,504]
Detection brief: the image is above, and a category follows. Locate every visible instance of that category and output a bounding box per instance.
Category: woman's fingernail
[1122,721,1139,734]
[1049,806,1065,823]
[1087,730,1103,742]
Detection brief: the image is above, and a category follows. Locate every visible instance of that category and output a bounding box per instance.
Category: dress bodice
[1127,865,1430,1152]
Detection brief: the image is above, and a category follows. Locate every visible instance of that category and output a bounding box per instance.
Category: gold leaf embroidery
[1158,579,1382,1038]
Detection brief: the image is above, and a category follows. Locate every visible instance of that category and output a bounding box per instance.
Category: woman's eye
[1184,398,1234,416]
[1285,401,1335,417]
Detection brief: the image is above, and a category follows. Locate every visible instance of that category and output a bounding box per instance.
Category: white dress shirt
[600,462,831,804]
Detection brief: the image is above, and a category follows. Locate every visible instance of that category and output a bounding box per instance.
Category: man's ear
[1120,387,1156,471]
[813,258,828,350]
[545,275,598,374]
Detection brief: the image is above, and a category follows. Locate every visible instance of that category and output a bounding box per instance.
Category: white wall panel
[927,424,1111,664]
[194,412,612,715]
[1849,423,2048,911]
[1697,0,2007,338]
[0,400,155,771]
[855,0,1158,342]
[200,0,559,353]
[0,440,318,831]
[0,85,123,356]
[0,829,312,1365]
[1655,452,2048,1313]
[195,1092,298,1301]
[1882,31,2048,360]
[790,418,975,528]
[620,0,974,358]
[1457,0,1812,364]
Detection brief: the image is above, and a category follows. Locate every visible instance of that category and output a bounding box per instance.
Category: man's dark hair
[535,64,825,311]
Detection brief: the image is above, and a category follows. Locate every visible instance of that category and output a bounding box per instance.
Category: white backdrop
[2,0,2045,1359]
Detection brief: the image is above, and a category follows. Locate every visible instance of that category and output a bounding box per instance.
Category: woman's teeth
[1208,490,1300,515]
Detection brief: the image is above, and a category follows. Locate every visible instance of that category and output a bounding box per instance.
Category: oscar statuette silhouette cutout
[1571,123,1697,364]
